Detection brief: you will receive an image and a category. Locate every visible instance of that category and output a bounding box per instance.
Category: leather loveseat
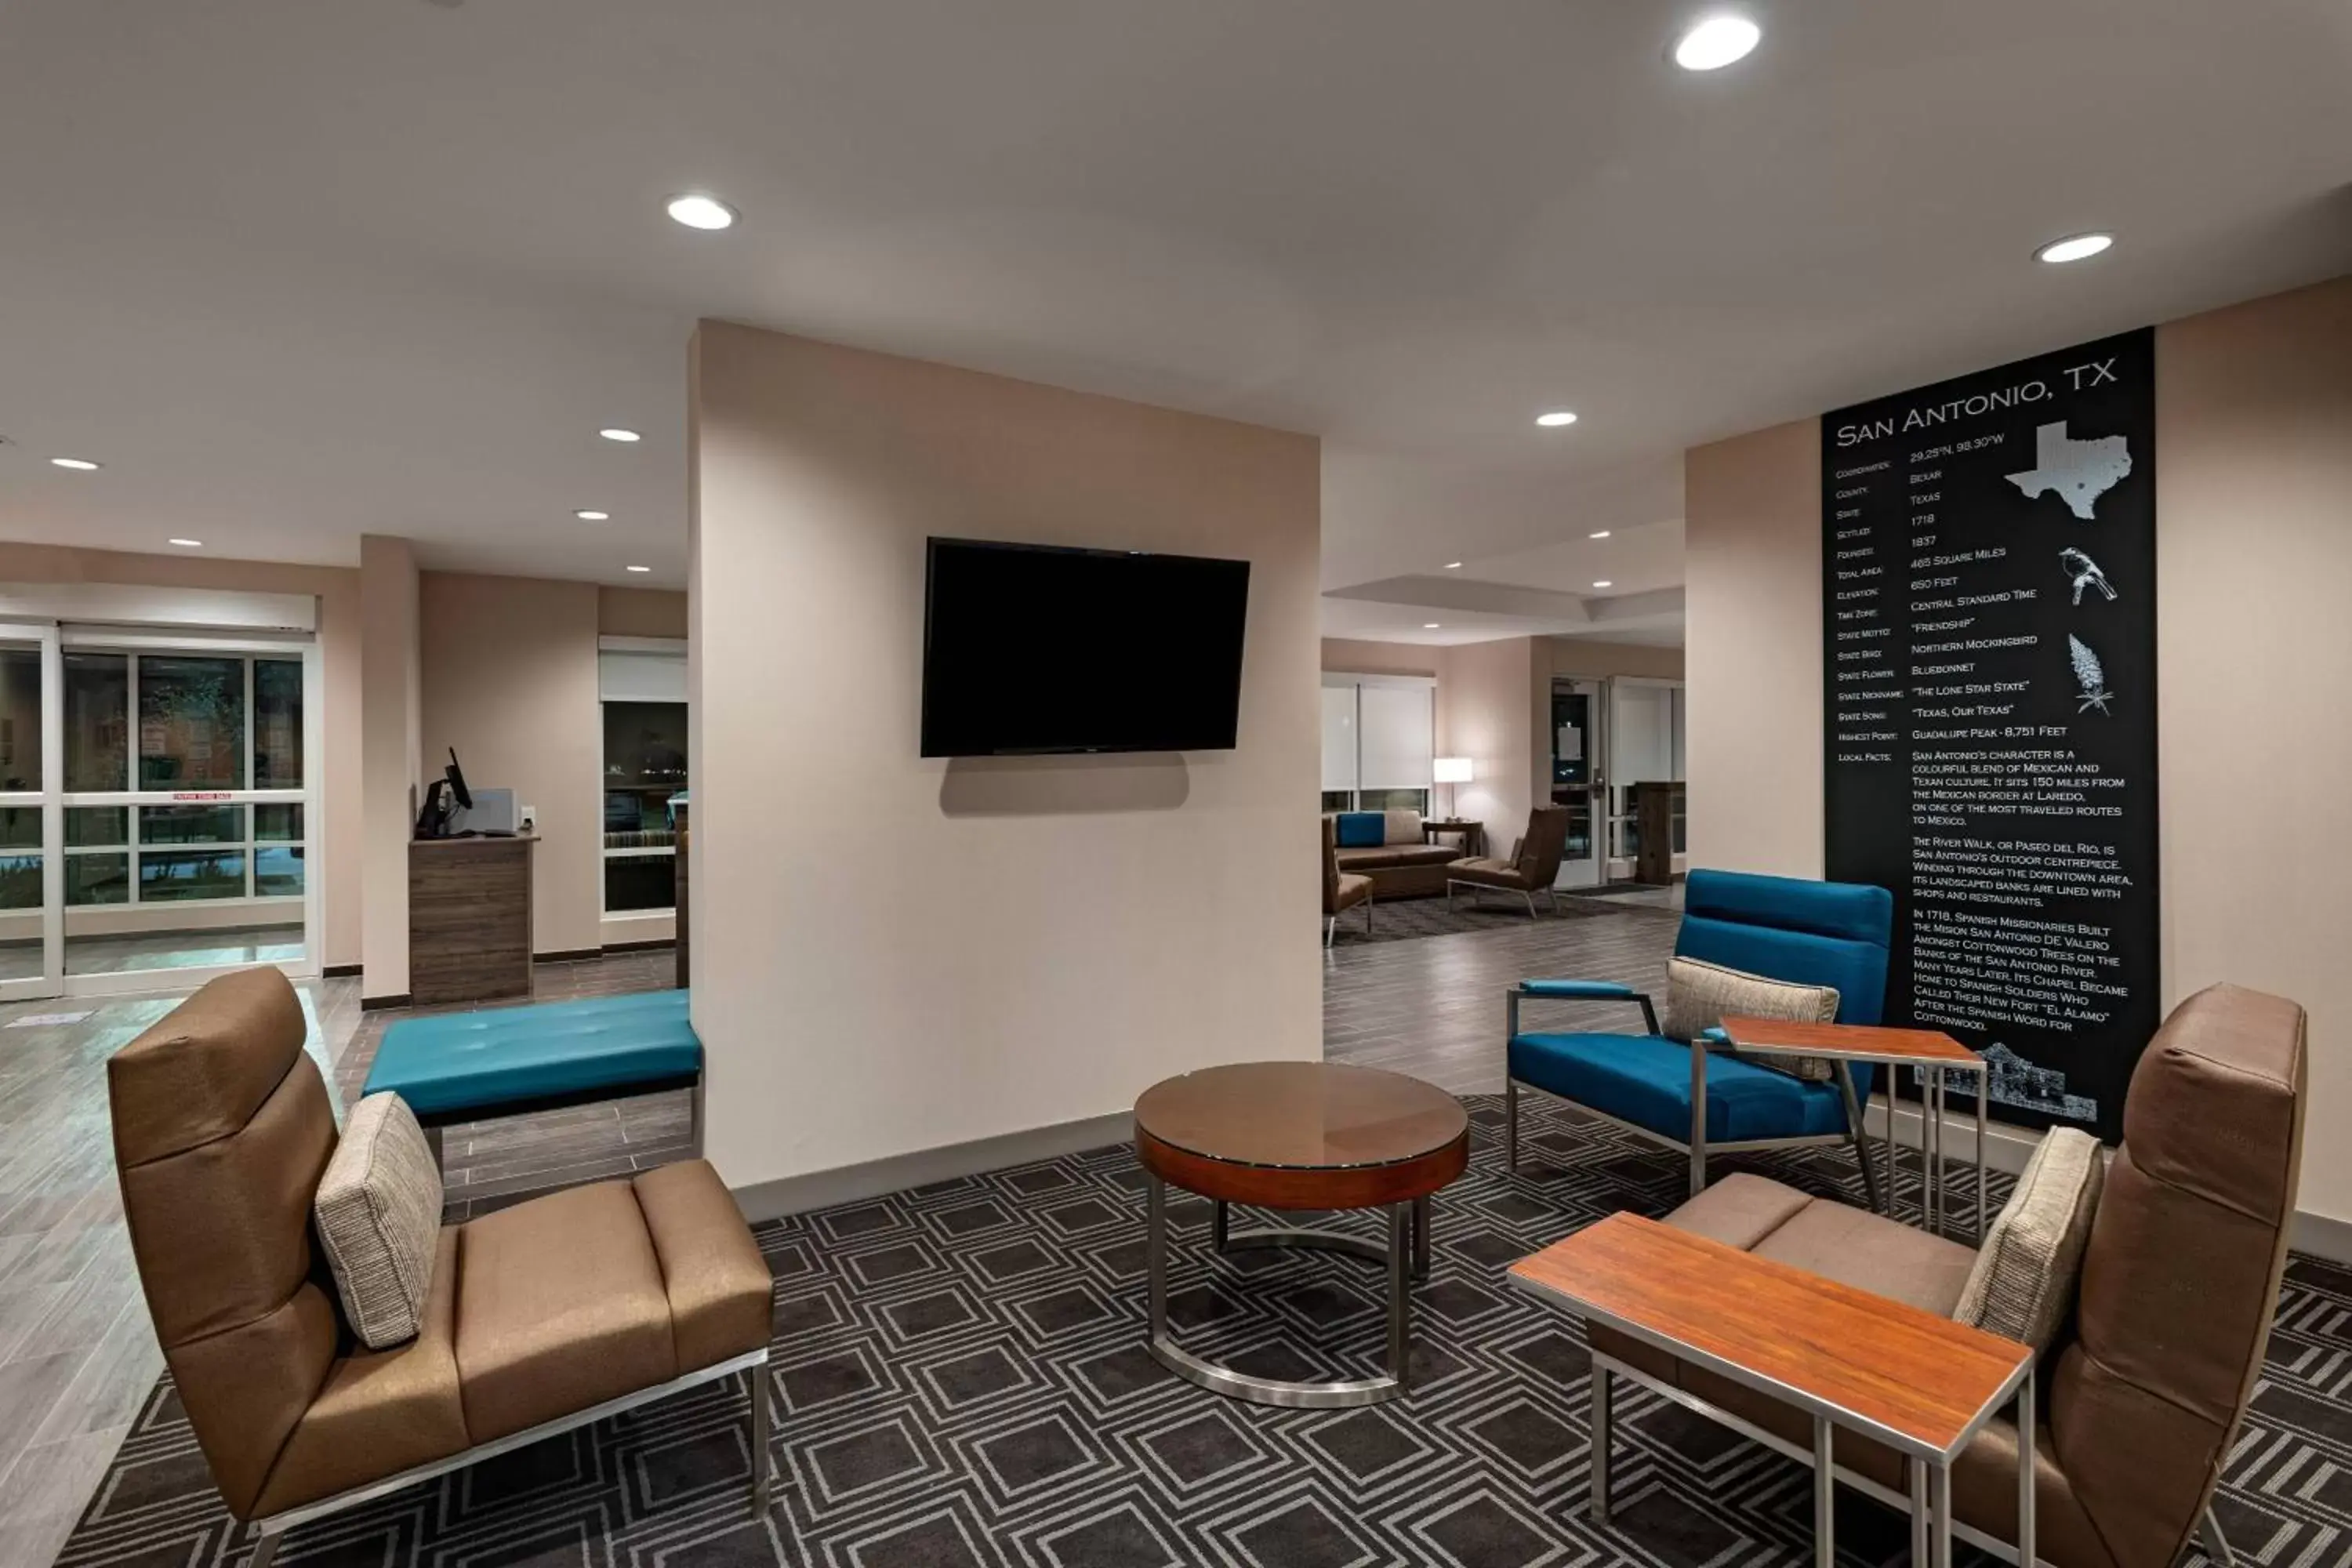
[1327,809,1462,898]
[107,970,776,1566]
[1588,982,2303,1567]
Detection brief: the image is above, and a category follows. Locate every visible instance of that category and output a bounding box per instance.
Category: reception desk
[409,833,535,1005]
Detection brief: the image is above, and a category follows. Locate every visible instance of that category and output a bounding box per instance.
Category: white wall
[1686,419,1823,877]
[359,533,419,998]
[1685,274,2352,1229]
[690,323,1323,1201]
[419,571,604,958]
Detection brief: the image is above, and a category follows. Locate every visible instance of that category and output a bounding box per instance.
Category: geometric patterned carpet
[50,1094,2347,1567]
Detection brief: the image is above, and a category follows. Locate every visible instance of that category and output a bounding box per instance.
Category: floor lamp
[1434,757,1472,820]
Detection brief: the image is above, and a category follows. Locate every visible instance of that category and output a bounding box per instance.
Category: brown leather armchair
[1582,982,2303,1566]
[1447,804,1573,916]
[107,970,776,1566]
[1323,815,1374,947]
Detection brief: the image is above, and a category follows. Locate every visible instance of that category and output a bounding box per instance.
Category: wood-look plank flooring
[0,909,1679,1564]
[0,976,357,1568]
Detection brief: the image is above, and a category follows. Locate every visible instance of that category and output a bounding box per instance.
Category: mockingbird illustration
[2060,546,2116,605]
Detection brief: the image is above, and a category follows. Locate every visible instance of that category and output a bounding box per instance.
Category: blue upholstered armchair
[1505,869,1893,1207]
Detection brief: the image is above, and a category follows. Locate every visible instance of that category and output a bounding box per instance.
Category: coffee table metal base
[1145,1175,1422,1408]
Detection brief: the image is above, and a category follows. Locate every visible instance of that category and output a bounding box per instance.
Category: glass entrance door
[1549,677,1605,889]
[0,624,63,999]
[0,624,320,997]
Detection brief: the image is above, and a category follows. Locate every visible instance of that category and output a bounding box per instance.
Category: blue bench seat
[1508,1032,1864,1145]
[364,989,700,1121]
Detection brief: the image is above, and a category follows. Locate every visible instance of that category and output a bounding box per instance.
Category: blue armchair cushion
[1509,1031,1863,1144]
[1334,811,1385,848]
[1519,979,1638,1000]
[363,989,701,1118]
[1676,869,1893,1027]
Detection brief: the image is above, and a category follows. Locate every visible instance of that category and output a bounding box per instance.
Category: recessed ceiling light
[1443,561,1463,570]
[626,564,652,574]
[666,194,737,231]
[1424,622,1442,630]
[168,538,203,549]
[1674,14,1761,71]
[575,510,610,521]
[1592,580,1613,590]
[1588,530,1612,539]
[49,456,100,470]
[599,427,642,443]
[1535,411,1578,428]
[2036,232,2114,264]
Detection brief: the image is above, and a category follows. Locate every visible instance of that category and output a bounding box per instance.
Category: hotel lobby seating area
[7,6,2352,1567]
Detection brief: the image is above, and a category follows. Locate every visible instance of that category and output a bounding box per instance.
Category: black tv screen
[921,538,1250,757]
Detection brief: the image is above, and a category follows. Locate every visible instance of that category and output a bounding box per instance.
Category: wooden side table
[1510,1212,2034,1568]
[1134,1062,1468,1407]
[1719,1017,1991,1241]
[1421,818,1485,858]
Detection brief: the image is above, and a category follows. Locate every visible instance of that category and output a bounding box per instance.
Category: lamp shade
[1432,757,1473,784]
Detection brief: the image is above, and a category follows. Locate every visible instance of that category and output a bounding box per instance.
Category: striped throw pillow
[314,1092,443,1348]
[1954,1127,2105,1350]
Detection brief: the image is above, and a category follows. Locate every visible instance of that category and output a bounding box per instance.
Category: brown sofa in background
[107,970,776,1567]
[1588,982,2305,1567]
[1327,809,1462,898]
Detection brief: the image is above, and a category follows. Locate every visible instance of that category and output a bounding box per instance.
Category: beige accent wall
[1684,419,1824,877]
[1322,636,1686,848]
[0,542,364,969]
[691,322,1323,1200]
[1439,637,1544,844]
[359,535,420,994]
[597,586,688,639]
[2155,275,2352,1225]
[1683,273,2352,1226]
[1319,637,1441,677]
[418,571,604,958]
[1546,638,1686,681]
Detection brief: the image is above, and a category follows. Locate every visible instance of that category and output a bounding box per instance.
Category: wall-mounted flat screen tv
[921,538,1250,757]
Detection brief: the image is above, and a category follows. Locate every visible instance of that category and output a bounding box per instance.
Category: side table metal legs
[2016,1362,2037,1568]
[1146,1173,1420,1407]
[1813,1417,1835,1568]
[1909,1460,1929,1566]
[1588,1363,1613,1523]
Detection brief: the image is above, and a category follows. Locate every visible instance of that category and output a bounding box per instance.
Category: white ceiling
[2,1,2347,620]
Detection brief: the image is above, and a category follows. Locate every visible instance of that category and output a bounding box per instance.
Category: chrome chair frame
[241,1349,771,1567]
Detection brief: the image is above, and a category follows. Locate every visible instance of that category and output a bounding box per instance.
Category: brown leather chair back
[1320,815,1343,913]
[2053,982,2305,1566]
[107,968,341,1521]
[1515,805,1573,886]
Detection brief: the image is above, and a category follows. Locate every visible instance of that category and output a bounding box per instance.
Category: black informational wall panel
[1823,328,2157,1143]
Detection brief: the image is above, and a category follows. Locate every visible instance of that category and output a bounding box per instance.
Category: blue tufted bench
[362,989,702,1167]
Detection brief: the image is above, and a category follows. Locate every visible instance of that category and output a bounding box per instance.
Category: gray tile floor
[0,907,1680,1565]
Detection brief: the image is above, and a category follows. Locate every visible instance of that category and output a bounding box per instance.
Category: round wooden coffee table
[1133,1061,1469,1407]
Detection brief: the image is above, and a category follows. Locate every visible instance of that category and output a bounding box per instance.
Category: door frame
[0,620,66,1002]
[1549,676,1606,889]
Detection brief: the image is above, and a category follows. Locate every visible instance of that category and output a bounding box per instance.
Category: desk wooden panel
[1509,1212,2026,1459]
[409,835,535,1006]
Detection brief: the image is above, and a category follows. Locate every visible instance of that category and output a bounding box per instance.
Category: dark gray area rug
[56,1096,2337,1566]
